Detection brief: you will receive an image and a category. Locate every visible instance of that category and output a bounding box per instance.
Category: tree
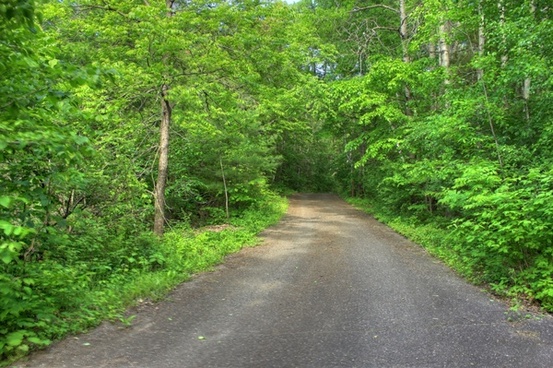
[1,0,101,358]
[315,0,553,309]
[154,0,176,236]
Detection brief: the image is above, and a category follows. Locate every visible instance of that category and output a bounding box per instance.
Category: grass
[4,194,288,367]
[345,196,553,314]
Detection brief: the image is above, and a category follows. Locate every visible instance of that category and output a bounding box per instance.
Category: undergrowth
[345,197,553,314]
[1,194,287,366]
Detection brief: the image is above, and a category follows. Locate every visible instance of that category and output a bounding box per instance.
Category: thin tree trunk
[523,77,531,121]
[522,0,535,121]
[428,43,436,60]
[439,21,451,86]
[399,0,412,115]
[498,0,507,68]
[482,82,504,168]
[220,157,229,221]
[154,84,171,236]
[477,0,485,81]
[399,0,410,65]
[153,0,175,236]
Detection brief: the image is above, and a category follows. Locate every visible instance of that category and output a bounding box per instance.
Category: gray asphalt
[15,193,553,367]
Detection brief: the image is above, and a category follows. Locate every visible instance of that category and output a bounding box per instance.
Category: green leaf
[27,336,51,345]
[1,252,14,264]
[6,331,26,347]
[0,196,10,208]
[0,221,14,236]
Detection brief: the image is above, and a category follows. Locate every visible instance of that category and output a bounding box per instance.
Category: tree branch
[351,5,399,14]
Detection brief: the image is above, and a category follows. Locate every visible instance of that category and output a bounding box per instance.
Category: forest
[1,0,552,363]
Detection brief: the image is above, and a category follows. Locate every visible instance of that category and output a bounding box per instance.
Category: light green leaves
[0,196,11,209]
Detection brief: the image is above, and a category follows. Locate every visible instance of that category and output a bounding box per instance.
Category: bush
[1,191,287,365]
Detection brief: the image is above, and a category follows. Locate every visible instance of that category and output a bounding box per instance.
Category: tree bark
[477,0,485,81]
[498,0,507,68]
[399,0,410,65]
[439,21,451,85]
[399,0,412,115]
[220,157,229,220]
[153,0,175,236]
[154,84,171,236]
[428,43,436,60]
[522,0,535,121]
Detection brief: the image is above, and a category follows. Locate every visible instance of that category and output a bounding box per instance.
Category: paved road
[16,194,553,367]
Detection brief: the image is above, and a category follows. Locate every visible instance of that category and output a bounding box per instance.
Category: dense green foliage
[312,0,553,311]
[1,0,552,363]
[0,0,318,363]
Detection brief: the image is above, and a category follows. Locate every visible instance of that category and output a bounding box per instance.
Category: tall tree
[154,0,176,236]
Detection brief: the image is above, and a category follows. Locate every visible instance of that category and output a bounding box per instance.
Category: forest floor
[13,194,553,367]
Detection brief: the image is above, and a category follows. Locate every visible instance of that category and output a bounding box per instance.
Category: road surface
[15,193,553,367]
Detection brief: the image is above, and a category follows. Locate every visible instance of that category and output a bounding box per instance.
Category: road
[15,193,553,367]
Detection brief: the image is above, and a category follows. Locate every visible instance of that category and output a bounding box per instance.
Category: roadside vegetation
[1,190,286,365]
[346,197,552,314]
[1,0,305,363]
[320,0,553,315]
[2,0,552,365]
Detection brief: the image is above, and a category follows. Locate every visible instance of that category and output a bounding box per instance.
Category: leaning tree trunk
[153,0,175,236]
[154,84,171,236]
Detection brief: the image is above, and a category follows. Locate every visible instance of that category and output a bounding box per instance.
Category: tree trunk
[399,0,410,65]
[153,0,175,236]
[399,0,412,115]
[439,21,451,85]
[220,157,229,220]
[498,0,507,68]
[154,84,171,236]
[522,0,535,121]
[428,43,436,60]
[477,0,485,81]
